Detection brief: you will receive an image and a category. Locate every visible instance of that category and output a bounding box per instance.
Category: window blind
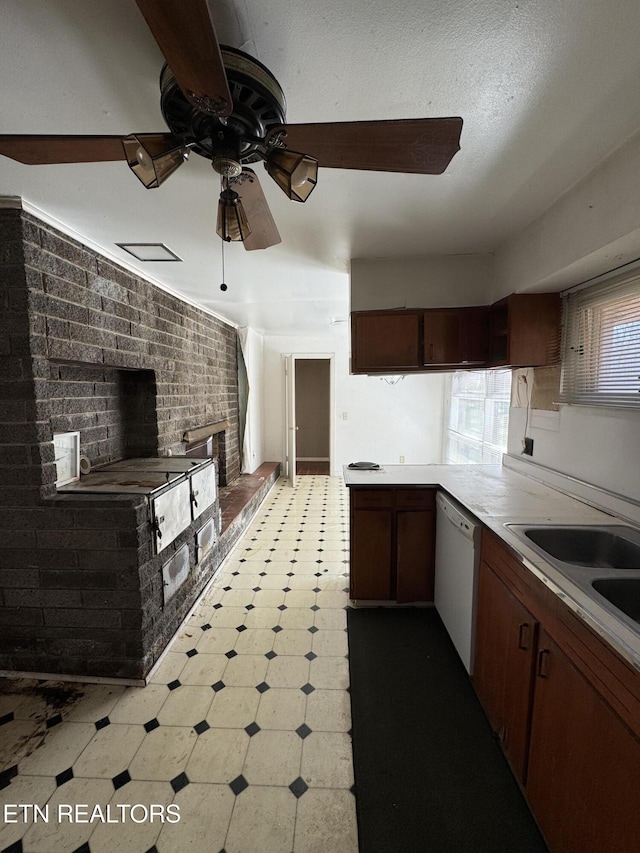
[560,266,640,408]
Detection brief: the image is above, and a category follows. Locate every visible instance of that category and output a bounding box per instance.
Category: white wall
[262,329,446,476]
[493,129,640,301]
[350,254,494,311]
[497,129,640,501]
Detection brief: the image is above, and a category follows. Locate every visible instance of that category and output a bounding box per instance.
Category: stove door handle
[154,515,165,539]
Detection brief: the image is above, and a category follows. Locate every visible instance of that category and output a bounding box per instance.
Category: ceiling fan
[0,0,463,251]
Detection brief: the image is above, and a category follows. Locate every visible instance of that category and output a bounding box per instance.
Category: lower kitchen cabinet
[475,530,640,852]
[350,495,393,600]
[526,630,640,853]
[474,560,537,782]
[349,487,435,602]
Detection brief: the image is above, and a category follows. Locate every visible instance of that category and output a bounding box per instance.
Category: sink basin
[592,578,640,624]
[505,523,640,637]
[522,526,640,569]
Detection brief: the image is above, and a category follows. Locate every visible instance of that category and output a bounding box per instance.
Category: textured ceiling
[2,0,640,333]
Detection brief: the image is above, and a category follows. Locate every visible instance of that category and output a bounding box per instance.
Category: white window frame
[443,369,512,464]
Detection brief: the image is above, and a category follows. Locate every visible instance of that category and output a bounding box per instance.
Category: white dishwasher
[434,491,482,675]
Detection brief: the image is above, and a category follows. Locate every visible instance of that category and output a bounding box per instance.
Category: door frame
[283,353,335,484]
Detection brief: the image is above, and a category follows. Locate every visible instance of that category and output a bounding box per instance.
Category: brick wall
[0,204,242,679]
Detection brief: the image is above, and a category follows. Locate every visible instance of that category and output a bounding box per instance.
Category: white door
[284,354,297,487]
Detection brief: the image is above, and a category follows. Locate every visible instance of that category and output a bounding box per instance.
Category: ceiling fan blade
[233,168,282,251]
[0,134,142,164]
[276,117,463,174]
[135,0,232,117]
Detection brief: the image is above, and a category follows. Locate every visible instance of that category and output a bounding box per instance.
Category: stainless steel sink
[592,578,640,623]
[505,523,640,631]
[521,526,640,569]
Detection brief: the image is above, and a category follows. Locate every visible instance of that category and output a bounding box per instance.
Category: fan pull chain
[220,175,228,291]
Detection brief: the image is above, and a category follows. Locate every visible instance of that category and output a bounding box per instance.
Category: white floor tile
[305,689,352,732]
[255,688,307,731]
[128,726,197,781]
[301,731,355,788]
[186,727,249,783]
[154,782,235,852]
[293,788,358,853]
[72,723,146,778]
[242,729,303,786]
[224,786,297,853]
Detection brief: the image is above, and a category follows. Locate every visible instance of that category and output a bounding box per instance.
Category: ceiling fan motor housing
[160,46,287,166]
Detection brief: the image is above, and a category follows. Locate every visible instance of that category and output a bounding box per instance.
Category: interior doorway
[295,358,331,475]
[284,354,333,485]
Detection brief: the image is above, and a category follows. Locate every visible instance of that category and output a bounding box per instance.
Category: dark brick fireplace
[0,201,259,680]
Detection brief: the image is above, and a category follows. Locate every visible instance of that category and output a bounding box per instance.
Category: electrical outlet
[523,437,534,456]
[400,455,405,464]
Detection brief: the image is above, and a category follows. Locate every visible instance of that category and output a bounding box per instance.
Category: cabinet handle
[517,622,530,650]
[537,648,550,678]
[429,343,434,361]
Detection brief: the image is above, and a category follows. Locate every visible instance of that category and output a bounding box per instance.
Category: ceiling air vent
[116,243,182,262]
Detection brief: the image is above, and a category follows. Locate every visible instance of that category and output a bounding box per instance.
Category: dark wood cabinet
[349,487,435,602]
[526,629,640,853]
[351,294,559,374]
[351,311,421,372]
[459,305,490,363]
[474,560,537,782]
[349,490,393,600]
[423,306,490,366]
[423,309,460,365]
[475,529,640,851]
[489,293,561,367]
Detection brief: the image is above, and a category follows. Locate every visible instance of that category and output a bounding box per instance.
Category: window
[444,370,511,464]
[561,264,640,408]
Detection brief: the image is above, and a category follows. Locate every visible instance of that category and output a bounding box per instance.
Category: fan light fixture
[122,133,188,189]
[0,4,464,253]
[216,183,251,242]
[266,149,318,202]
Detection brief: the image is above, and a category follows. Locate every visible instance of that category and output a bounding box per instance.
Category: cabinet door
[507,293,561,367]
[459,306,489,363]
[473,561,537,782]
[396,509,435,603]
[423,310,459,364]
[526,630,640,853]
[350,492,393,599]
[351,312,421,372]
[489,294,561,367]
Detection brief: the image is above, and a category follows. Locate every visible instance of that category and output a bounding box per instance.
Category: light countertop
[343,463,640,669]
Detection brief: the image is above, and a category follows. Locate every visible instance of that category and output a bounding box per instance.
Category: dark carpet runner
[347,607,548,853]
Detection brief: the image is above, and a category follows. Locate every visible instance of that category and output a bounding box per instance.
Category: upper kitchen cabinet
[351,310,422,373]
[351,294,560,374]
[489,293,561,367]
[423,306,490,366]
